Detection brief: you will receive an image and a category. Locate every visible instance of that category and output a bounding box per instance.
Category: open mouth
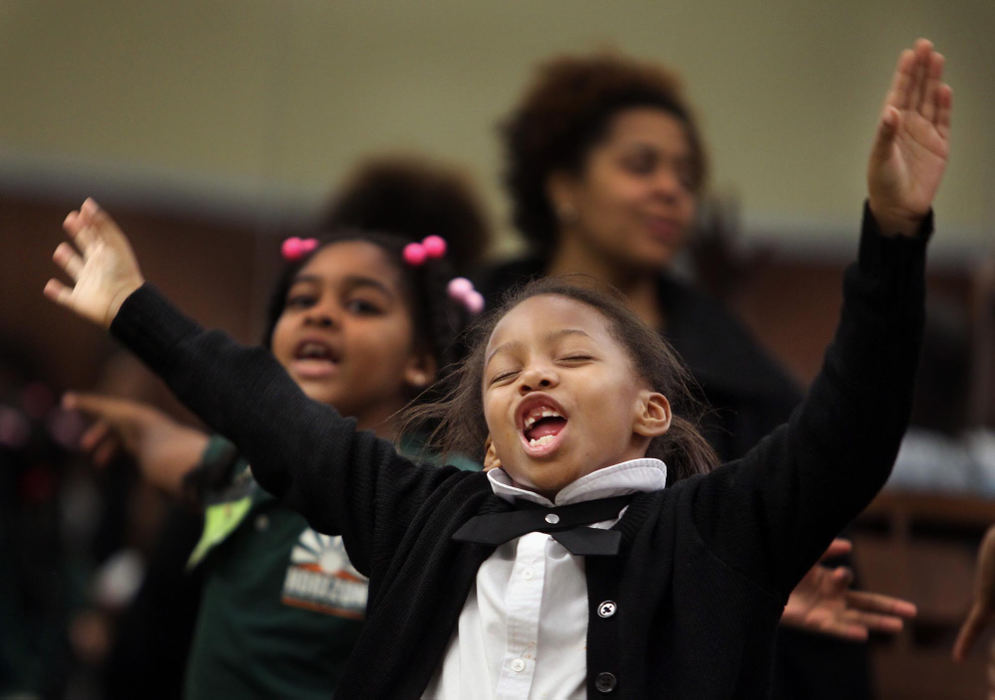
[519,398,568,455]
[291,340,341,378]
[645,216,683,242]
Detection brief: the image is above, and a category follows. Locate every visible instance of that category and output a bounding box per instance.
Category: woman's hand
[867,39,952,237]
[44,198,145,327]
[782,538,917,641]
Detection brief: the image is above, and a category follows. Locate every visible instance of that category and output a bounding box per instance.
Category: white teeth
[528,435,555,447]
[299,342,331,360]
[523,407,562,429]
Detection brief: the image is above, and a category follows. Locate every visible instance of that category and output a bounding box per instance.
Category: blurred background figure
[1,341,78,700]
[0,344,169,699]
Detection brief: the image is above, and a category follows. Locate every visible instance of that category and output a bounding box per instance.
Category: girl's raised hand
[44,198,145,327]
[867,39,952,237]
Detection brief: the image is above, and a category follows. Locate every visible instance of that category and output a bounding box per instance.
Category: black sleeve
[109,287,469,576]
[690,203,930,595]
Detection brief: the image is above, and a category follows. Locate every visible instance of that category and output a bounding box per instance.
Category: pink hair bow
[447,277,484,314]
[402,235,447,266]
[281,237,319,261]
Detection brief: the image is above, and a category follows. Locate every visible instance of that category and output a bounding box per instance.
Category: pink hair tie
[447,277,484,314]
[282,237,319,261]
[403,235,448,266]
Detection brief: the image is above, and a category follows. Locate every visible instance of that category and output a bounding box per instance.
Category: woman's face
[270,241,432,430]
[552,107,698,272]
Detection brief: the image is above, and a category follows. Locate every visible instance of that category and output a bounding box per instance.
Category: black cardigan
[110,207,928,698]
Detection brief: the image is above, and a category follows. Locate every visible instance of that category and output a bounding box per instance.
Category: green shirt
[184,435,478,699]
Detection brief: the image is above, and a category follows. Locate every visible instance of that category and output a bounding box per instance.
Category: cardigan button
[597,600,617,618]
[544,513,560,524]
[595,672,617,693]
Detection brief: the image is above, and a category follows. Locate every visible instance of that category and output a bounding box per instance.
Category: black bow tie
[452,494,632,556]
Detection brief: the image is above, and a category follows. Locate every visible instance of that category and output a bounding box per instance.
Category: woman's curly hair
[501,51,708,257]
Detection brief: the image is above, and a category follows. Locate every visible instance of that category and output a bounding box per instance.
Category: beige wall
[2,0,993,253]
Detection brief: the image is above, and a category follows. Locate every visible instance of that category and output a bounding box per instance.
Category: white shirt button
[510,658,526,672]
[522,567,534,580]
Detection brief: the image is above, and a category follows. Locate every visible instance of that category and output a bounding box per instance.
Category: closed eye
[559,354,594,363]
[488,370,519,386]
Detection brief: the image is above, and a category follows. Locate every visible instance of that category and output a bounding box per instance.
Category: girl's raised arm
[691,39,951,596]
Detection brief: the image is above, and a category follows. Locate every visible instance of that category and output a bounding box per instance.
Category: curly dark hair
[404,276,718,483]
[262,230,474,400]
[501,51,708,257]
[317,154,491,271]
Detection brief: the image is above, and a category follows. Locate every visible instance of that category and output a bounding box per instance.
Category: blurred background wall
[2,0,993,247]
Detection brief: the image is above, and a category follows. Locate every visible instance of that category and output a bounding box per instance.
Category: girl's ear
[633,390,672,438]
[404,351,437,391]
[483,436,502,472]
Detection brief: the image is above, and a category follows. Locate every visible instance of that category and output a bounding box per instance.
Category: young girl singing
[44,39,950,698]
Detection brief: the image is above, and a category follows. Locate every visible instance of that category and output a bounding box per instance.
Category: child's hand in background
[63,391,209,496]
[782,538,917,641]
[45,198,145,327]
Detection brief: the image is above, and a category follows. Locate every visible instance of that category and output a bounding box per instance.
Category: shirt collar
[486,458,668,507]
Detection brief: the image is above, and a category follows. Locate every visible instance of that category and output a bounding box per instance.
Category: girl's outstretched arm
[43,204,471,576]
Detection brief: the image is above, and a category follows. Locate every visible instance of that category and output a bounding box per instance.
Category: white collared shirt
[421,458,668,700]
